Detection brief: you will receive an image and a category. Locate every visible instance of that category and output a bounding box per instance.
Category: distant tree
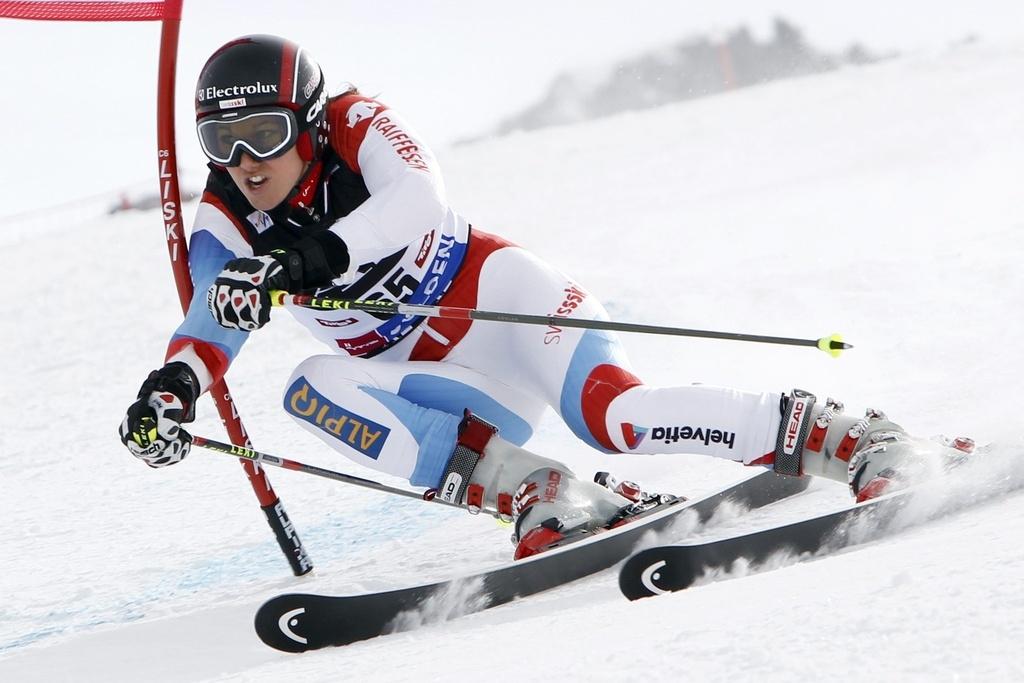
[482,17,888,140]
[845,44,872,65]
[773,17,807,52]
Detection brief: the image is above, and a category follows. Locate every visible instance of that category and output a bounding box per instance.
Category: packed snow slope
[2,42,1024,682]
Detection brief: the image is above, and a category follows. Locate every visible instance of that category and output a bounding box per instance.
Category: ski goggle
[196,107,299,166]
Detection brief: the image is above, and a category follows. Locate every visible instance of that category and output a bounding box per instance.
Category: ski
[254,471,809,651]
[619,469,1021,600]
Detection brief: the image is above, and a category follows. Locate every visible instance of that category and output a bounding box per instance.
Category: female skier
[120,35,968,558]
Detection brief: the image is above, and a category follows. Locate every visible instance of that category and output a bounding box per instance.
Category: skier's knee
[569,363,644,452]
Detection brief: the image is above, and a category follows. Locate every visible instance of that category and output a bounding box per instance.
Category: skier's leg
[283,353,544,486]
[284,353,634,556]
[604,384,975,500]
[422,235,974,505]
[396,237,778,553]
[552,345,975,500]
[430,238,783,464]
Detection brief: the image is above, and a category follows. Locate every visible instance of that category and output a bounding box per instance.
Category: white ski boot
[772,389,974,501]
[435,413,640,558]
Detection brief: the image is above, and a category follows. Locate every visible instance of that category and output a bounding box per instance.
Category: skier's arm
[164,194,255,393]
[120,195,253,467]
[324,96,447,270]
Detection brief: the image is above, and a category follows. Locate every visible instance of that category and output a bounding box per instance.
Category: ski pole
[191,435,461,509]
[270,291,851,357]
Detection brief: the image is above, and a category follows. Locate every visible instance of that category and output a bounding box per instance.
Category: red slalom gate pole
[0,1,312,575]
[155,0,311,575]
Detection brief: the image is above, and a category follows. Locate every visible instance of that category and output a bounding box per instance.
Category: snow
[3,41,1024,682]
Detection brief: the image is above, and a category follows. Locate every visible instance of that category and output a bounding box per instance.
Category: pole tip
[817,333,852,358]
[270,290,287,307]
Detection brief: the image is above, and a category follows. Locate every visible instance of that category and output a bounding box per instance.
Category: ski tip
[255,594,322,653]
[817,333,851,358]
[619,547,700,600]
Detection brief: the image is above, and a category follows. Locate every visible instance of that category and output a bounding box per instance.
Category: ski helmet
[195,35,328,166]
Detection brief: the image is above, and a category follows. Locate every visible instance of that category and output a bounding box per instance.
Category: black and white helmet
[195,34,328,166]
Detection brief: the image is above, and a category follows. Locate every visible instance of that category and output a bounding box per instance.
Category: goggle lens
[197,109,297,166]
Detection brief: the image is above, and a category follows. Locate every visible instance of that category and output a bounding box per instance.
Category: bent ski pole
[270,291,851,357]
[191,435,461,509]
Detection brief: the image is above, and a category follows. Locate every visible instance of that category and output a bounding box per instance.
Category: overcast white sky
[2,0,1023,215]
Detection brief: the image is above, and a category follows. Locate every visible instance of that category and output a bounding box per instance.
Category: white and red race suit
[166,93,783,487]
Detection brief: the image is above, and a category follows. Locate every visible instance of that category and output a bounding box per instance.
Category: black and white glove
[207,254,287,331]
[207,231,350,331]
[119,362,200,468]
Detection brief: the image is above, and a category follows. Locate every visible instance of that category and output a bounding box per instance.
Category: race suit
[166,93,783,488]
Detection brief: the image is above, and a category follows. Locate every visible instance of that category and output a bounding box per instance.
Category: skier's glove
[119,362,200,468]
[207,231,349,331]
[207,254,288,330]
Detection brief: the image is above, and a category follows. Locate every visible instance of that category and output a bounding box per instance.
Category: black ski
[254,471,809,652]
[619,475,1015,600]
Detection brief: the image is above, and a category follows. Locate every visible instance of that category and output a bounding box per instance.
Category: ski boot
[772,389,975,501]
[435,412,651,559]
